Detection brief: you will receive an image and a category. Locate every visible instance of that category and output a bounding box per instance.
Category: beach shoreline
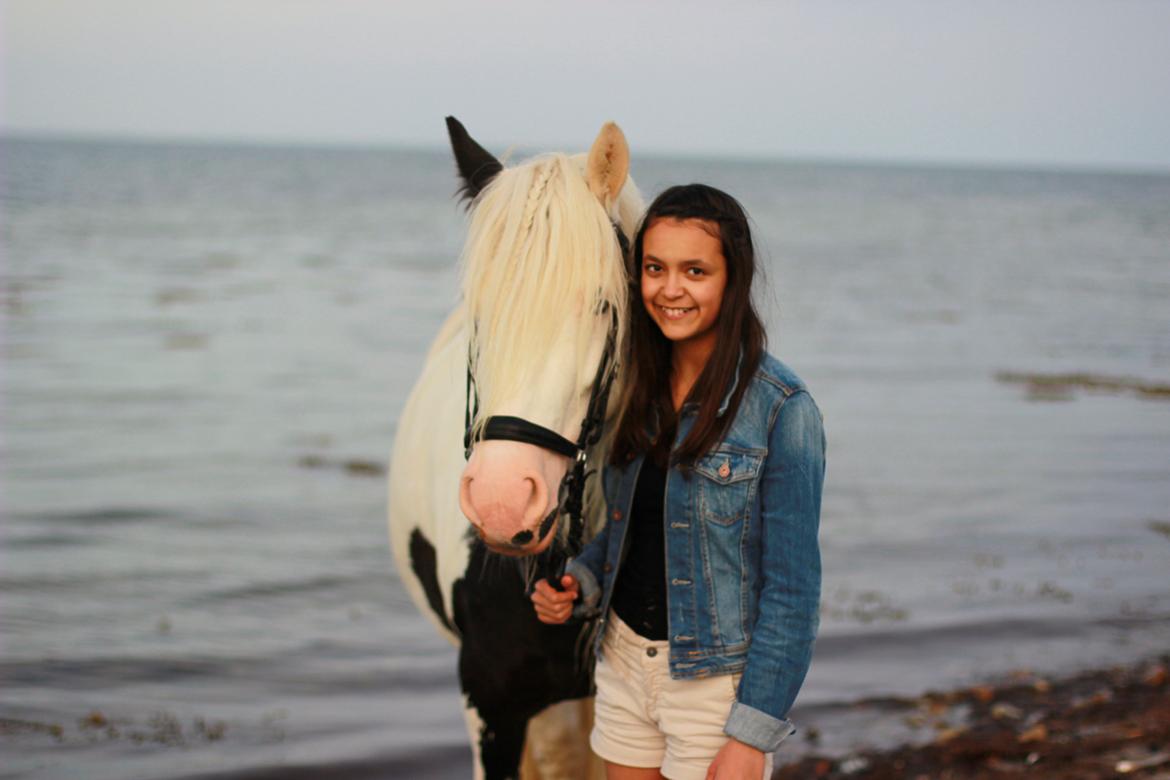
[775,654,1170,779]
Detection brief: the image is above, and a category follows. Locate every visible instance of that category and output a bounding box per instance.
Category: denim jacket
[567,352,825,754]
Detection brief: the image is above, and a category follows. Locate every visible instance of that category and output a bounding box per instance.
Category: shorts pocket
[728,672,742,702]
[595,645,632,696]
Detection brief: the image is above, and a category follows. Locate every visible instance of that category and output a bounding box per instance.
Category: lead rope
[464,336,479,460]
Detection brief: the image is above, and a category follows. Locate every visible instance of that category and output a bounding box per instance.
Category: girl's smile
[657,305,696,320]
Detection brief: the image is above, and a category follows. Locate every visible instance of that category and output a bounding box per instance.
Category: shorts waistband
[606,610,670,650]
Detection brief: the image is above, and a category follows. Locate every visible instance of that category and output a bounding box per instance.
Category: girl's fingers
[534,602,572,624]
[560,576,580,599]
[531,580,576,624]
[532,580,577,605]
[531,573,586,623]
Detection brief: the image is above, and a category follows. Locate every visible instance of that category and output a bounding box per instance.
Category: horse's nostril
[511,530,534,546]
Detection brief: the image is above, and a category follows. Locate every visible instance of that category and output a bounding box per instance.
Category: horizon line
[4,127,1168,179]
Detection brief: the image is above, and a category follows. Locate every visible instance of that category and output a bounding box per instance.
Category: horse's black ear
[446,116,503,206]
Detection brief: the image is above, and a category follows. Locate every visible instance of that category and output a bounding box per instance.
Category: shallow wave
[0,568,196,593]
[0,656,230,688]
[184,575,366,605]
[171,743,469,780]
[0,652,456,694]
[814,610,1170,658]
[2,532,92,549]
[8,506,179,526]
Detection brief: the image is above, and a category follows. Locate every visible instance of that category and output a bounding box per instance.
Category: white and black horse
[389,117,641,779]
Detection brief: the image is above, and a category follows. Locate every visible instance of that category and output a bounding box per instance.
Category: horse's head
[449,117,642,557]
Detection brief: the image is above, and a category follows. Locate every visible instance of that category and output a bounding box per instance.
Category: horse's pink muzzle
[459,441,564,556]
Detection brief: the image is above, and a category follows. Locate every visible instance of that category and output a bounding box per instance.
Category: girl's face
[640,217,727,352]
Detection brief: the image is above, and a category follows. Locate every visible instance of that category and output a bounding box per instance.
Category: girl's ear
[585,122,629,210]
[446,116,502,206]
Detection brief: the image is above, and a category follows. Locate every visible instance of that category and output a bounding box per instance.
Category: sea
[2,136,1169,779]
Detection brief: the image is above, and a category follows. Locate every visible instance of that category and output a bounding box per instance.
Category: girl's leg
[591,614,670,774]
[605,761,665,780]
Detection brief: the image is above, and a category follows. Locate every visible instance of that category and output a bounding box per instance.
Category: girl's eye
[644,264,662,274]
[686,267,704,276]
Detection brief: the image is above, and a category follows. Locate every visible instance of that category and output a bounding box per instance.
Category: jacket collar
[716,347,746,417]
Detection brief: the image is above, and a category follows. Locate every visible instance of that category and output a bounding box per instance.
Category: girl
[532,184,825,780]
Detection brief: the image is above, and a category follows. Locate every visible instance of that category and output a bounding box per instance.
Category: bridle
[462,222,628,584]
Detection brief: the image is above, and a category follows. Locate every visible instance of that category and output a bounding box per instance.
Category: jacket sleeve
[565,464,618,618]
[565,519,608,618]
[724,390,825,753]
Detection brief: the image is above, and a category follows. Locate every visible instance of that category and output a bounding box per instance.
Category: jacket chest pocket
[693,449,764,526]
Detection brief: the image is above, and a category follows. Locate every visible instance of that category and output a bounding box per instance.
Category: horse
[388,117,643,779]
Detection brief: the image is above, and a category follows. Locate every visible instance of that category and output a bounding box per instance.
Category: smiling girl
[533,184,826,780]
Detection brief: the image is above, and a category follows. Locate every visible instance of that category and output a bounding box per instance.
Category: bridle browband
[462,221,628,584]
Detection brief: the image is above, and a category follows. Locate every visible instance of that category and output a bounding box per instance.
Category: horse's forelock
[459,153,640,438]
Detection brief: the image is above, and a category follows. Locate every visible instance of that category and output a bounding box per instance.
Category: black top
[610,456,669,640]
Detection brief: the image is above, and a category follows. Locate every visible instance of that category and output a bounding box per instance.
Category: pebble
[992,702,1024,720]
[1018,723,1049,743]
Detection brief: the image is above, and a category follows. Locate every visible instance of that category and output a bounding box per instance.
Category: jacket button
[612,510,623,521]
[603,563,613,574]
[646,647,657,657]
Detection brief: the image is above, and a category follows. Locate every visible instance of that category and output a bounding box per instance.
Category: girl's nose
[663,273,684,298]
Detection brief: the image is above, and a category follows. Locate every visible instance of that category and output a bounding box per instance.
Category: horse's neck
[387,303,472,641]
[428,305,468,366]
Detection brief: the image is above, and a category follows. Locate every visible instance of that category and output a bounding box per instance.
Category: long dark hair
[610,184,766,468]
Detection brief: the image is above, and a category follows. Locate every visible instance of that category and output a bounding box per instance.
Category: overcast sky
[5,0,1170,170]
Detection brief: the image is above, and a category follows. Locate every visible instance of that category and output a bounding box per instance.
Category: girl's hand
[706,738,765,779]
[530,575,579,624]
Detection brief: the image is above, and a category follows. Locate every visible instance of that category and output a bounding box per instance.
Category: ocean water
[2,137,1169,778]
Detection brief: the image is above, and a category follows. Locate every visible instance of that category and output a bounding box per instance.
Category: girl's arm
[723,390,826,753]
[564,513,610,618]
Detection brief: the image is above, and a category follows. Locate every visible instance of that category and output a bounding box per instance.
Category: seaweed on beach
[2,709,237,748]
[995,371,1170,402]
[821,588,910,624]
[296,454,384,476]
[775,656,1170,779]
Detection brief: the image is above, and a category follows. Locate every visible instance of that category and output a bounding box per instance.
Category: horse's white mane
[461,152,643,436]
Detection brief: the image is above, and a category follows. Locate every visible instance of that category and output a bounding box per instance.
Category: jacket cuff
[723,701,796,753]
[565,558,601,619]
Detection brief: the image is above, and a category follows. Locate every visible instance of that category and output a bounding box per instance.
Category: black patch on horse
[409,528,458,636]
[453,540,596,780]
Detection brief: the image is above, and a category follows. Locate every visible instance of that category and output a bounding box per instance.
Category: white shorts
[590,611,774,780]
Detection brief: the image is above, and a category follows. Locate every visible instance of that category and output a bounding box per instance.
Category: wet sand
[775,655,1170,779]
